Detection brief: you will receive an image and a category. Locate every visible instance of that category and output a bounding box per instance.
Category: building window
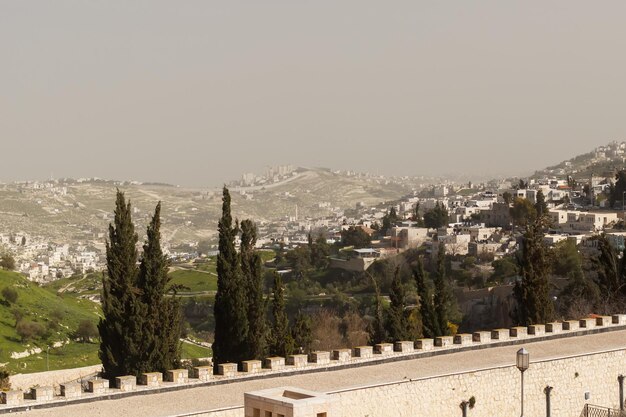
[317,413,327,417]
[265,411,272,417]
[253,409,260,417]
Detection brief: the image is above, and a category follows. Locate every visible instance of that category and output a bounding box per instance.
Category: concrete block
[308,351,331,364]
[139,372,163,387]
[613,314,626,325]
[562,320,579,331]
[394,341,415,352]
[88,379,108,394]
[217,363,237,377]
[242,360,262,373]
[332,349,351,362]
[415,339,434,350]
[353,346,374,358]
[166,369,189,384]
[32,385,54,401]
[434,336,454,347]
[510,326,528,338]
[472,331,491,342]
[0,390,23,406]
[374,343,394,355]
[115,375,136,392]
[579,318,596,329]
[546,322,563,333]
[286,354,308,368]
[60,382,82,399]
[596,315,612,326]
[191,366,213,381]
[453,333,472,345]
[528,324,545,336]
[264,356,285,370]
[491,328,510,341]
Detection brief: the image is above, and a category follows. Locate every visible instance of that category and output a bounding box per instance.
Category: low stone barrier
[613,314,626,325]
[218,363,237,377]
[472,331,491,342]
[374,343,394,355]
[434,336,453,347]
[140,372,162,387]
[61,382,82,399]
[528,324,545,336]
[509,326,528,338]
[309,351,331,364]
[0,391,23,406]
[88,379,108,394]
[32,386,54,401]
[563,320,579,331]
[579,318,596,329]
[264,357,285,370]
[596,316,612,326]
[332,349,351,362]
[453,334,472,345]
[415,339,434,350]
[242,360,262,374]
[394,341,414,353]
[115,376,136,392]
[353,346,374,358]
[491,328,509,341]
[546,322,562,333]
[191,366,213,382]
[286,355,308,368]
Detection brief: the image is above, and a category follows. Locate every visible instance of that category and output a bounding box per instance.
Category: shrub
[1,287,18,304]
[75,320,98,343]
[16,320,46,342]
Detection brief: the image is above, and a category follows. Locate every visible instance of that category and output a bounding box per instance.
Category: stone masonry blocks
[166,369,189,384]
[528,324,545,336]
[613,314,626,325]
[596,316,612,326]
[242,360,262,373]
[115,376,137,392]
[546,322,563,333]
[264,357,286,370]
[309,351,331,364]
[218,363,238,377]
[1,390,23,406]
[472,331,491,342]
[353,346,374,358]
[140,372,163,387]
[394,341,415,353]
[509,327,528,338]
[491,329,510,341]
[191,366,213,381]
[332,349,351,362]
[374,343,394,355]
[286,354,308,368]
[88,379,108,394]
[415,339,434,350]
[579,318,596,329]
[32,386,54,401]
[435,336,454,347]
[60,382,82,399]
[454,334,472,345]
[562,320,580,331]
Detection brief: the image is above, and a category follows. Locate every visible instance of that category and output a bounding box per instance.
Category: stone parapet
[332,349,351,362]
[453,334,472,345]
[374,343,394,355]
[394,341,415,353]
[166,369,189,384]
[596,316,612,326]
[562,320,580,331]
[613,314,626,325]
[309,351,331,365]
[434,336,454,347]
[509,327,528,338]
[546,322,562,333]
[0,390,23,406]
[528,324,545,336]
[472,331,491,342]
[353,346,374,358]
[264,357,285,370]
[140,372,162,387]
[218,363,238,377]
[191,366,213,381]
[286,355,308,368]
[60,382,82,399]
[491,329,510,341]
[115,376,136,392]
[88,379,108,394]
[415,339,434,350]
[242,360,262,374]
[579,318,596,329]
[32,386,54,401]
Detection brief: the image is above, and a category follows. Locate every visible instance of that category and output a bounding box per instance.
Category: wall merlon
[263,357,285,370]
[140,372,163,387]
[242,360,262,374]
[88,379,108,394]
[0,391,23,406]
[60,382,82,399]
[115,375,137,392]
[596,315,612,326]
[546,322,562,333]
[353,346,373,358]
[332,349,351,362]
[453,333,472,345]
[579,318,596,329]
[415,339,434,350]
[528,324,545,335]
[491,328,510,340]
[562,320,579,331]
[394,341,414,353]
[374,343,394,355]
[166,369,189,384]
[509,326,528,338]
[613,314,626,325]
[191,366,213,381]
[309,351,331,364]
[286,355,308,368]
[32,386,54,401]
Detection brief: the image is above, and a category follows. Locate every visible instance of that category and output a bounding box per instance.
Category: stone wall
[330,348,626,417]
[9,364,101,392]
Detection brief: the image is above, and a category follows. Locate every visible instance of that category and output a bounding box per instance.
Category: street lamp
[517,348,529,417]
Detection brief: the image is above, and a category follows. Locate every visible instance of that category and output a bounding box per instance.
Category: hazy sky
[2,1,626,187]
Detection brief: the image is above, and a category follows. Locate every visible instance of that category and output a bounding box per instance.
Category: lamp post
[517,348,530,417]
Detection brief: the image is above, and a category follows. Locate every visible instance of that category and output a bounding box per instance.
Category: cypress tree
[513,217,555,325]
[414,256,438,338]
[240,219,267,359]
[269,271,294,357]
[433,243,452,336]
[137,202,181,373]
[99,190,143,379]
[292,310,313,354]
[368,275,387,344]
[213,187,249,370]
[386,267,408,342]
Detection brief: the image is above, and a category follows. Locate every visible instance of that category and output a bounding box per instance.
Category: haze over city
[3,1,626,186]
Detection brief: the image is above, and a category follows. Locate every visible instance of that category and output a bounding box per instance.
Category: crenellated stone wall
[2,314,625,413]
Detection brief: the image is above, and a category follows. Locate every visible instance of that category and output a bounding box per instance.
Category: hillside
[0,269,101,373]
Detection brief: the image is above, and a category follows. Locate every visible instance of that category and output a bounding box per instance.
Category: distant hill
[533,141,626,180]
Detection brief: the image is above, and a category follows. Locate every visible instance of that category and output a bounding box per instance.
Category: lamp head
[517,347,529,372]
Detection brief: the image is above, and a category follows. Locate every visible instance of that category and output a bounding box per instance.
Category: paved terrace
[10,327,626,417]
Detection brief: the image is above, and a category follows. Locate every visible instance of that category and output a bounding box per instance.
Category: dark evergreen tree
[368,275,387,344]
[433,243,453,336]
[137,202,181,374]
[535,190,548,218]
[269,272,294,357]
[414,256,438,338]
[413,203,424,227]
[513,217,555,325]
[310,233,331,270]
[240,219,268,360]
[292,311,313,354]
[213,187,249,370]
[593,234,622,303]
[99,190,143,379]
[385,267,409,341]
[423,202,449,229]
